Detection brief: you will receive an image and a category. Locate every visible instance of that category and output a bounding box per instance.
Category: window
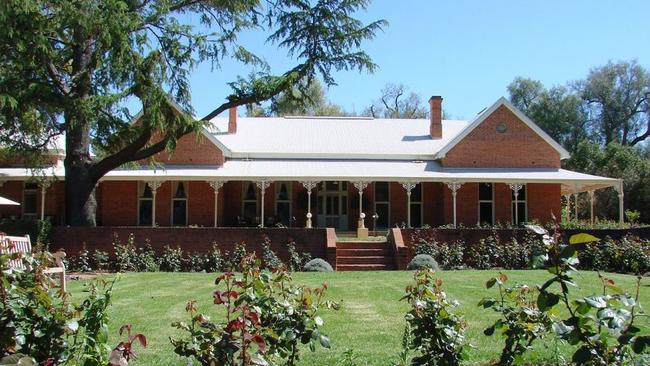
[242,181,258,224]
[511,184,527,225]
[22,182,38,217]
[410,183,423,227]
[172,181,188,226]
[138,182,153,226]
[478,183,494,225]
[275,182,292,226]
[374,182,390,229]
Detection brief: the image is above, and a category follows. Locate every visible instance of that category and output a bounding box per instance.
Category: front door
[316,181,348,230]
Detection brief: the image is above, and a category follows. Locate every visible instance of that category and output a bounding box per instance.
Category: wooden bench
[0,234,67,292]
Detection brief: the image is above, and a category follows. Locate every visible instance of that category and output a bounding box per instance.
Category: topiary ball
[407,254,440,271]
[303,258,334,272]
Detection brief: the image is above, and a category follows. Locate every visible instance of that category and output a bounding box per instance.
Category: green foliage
[112,233,137,272]
[479,272,552,365]
[228,242,248,271]
[182,252,206,273]
[36,218,51,246]
[261,235,283,270]
[287,240,310,271]
[364,83,429,118]
[204,242,224,273]
[527,224,649,365]
[465,235,500,270]
[401,269,468,365]
[0,0,385,226]
[406,254,439,271]
[170,255,337,365]
[625,210,641,224]
[91,250,110,272]
[578,235,650,274]
[0,245,120,365]
[159,245,183,272]
[409,230,464,269]
[303,258,334,272]
[134,242,158,272]
[75,248,93,273]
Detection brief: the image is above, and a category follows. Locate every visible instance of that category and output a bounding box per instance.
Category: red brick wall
[443,182,479,226]
[494,183,512,224]
[442,105,561,168]
[49,227,328,263]
[389,182,407,226]
[151,132,224,165]
[99,181,138,226]
[528,183,561,224]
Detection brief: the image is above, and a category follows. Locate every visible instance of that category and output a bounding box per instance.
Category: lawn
[67,270,648,365]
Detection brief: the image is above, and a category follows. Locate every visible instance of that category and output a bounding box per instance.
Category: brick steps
[335,239,395,271]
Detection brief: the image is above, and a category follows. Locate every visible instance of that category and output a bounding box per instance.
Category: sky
[187,0,650,120]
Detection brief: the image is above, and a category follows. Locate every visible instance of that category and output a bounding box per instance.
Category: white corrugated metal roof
[0,160,619,193]
[207,116,470,159]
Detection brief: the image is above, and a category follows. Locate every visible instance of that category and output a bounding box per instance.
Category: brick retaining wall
[49,227,329,265]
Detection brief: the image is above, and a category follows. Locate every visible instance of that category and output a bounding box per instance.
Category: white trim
[171,181,189,226]
[511,183,528,225]
[478,182,495,225]
[434,97,571,160]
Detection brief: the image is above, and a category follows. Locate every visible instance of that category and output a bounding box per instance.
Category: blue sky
[188,0,650,120]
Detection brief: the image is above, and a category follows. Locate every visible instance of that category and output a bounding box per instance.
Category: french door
[316,181,348,230]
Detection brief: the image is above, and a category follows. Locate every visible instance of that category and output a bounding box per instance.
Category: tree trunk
[64,109,98,226]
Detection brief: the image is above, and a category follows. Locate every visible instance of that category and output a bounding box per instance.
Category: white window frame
[242,181,259,221]
[511,184,528,225]
[275,181,292,225]
[171,181,189,226]
[22,182,38,218]
[137,181,153,226]
[374,181,390,228]
[410,183,423,227]
[478,182,495,225]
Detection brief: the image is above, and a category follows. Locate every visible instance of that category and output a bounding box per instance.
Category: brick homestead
[0,95,624,263]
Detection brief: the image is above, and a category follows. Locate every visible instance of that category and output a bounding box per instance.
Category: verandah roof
[0,159,620,194]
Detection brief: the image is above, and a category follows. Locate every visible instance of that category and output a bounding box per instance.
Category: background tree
[364,83,429,118]
[0,0,385,226]
[508,60,650,222]
[508,78,588,154]
[577,60,650,146]
[246,79,346,117]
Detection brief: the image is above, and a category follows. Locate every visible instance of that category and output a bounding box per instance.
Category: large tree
[0,0,385,226]
[578,60,650,146]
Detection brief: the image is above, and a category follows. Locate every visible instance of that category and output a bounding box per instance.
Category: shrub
[406,254,439,271]
[494,237,530,269]
[287,240,304,271]
[159,245,183,272]
[113,233,137,272]
[228,242,248,271]
[171,255,337,365]
[303,258,334,272]
[434,240,465,269]
[204,242,224,272]
[579,235,650,274]
[465,235,499,269]
[183,252,206,272]
[261,236,283,270]
[401,269,468,365]
[0,247,120,365]
[479,272,551,366]
[92,250,110,271]
[134,242,158,272]
[412,239,438,257]
[75,248,92,272]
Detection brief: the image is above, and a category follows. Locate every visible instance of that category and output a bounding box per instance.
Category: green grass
[67,270,648,365]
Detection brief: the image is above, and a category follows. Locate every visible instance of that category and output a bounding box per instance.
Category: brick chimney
[228,106,237,134]
[429,96,443,139]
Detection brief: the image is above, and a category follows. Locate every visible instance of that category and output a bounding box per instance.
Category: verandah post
[146,181,163,227]
[445,181,463,229]
[300,181,319,228]
[208,180,226,227]
[256,180,271,227]
[400,182,417,228]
